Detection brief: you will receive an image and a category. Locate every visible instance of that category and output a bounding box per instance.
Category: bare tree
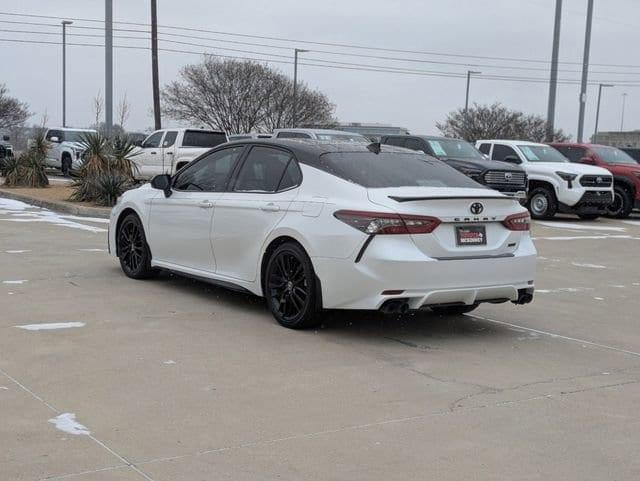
[93,91,104,128]
[117,93,130,128]
[162,57,335,133]
[437,103,570,143]
[0,84,31,129]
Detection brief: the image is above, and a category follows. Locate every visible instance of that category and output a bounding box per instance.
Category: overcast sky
[1,0,638,138]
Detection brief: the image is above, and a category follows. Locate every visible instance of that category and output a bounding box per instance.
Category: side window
[142,131,163,149]
[234,146,295,193]
[162,131,178,148]
[385,137,406,147]
[46,130,62,141]
[277,159,302,191]
[491,144,519,161]
[405,138,424,152]
[556,146,585,162]
[276,132,310,139]
[173,146,244,192]
[478,143,491,155]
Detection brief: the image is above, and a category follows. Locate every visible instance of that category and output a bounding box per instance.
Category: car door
[45,129,63,167]
[147,145,246,273]
[135,131,165,179]
[161,130,178,173]
[212,145,302,282]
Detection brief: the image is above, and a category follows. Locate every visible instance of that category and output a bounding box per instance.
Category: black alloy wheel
[265,242,320,329]
[605,185,632,218]
[117,214,157,279]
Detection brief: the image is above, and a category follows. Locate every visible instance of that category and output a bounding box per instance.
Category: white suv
[45,127,97,176]
[272,128,369,142]
[476,140,613,219]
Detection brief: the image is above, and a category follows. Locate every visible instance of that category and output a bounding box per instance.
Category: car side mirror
[503,155,522,164]
[151,174,172,197]
[2,135,9,141]
[50,136,60,143]
[580,157,596,165]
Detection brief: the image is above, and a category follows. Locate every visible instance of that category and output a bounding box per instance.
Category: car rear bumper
[312,236,536,310]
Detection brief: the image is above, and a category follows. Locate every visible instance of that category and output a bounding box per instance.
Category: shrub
[110,135,139,180]
[3,127,49,188]
[70,172,131,206]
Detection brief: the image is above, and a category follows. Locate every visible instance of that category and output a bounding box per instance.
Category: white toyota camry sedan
[109,140,536,329]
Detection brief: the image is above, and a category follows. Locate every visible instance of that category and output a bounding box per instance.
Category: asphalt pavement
[2,196,640,481]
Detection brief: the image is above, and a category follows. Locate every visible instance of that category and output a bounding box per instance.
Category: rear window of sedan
[316,152,482,188]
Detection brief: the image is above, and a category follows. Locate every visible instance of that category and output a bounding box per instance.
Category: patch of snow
[611,285,626,288]
[537,221,626,232]
[594,297,604,301]
[48,413,90,436]
[536,287,592,294]
[77,248,107,252]
[3,280,28,284]
[0,198,106,233]
[60,215,110,224]
[532,235,639,241]
[0,386,8,390]
[5,250,31,254]
[571,262,606,269]
[15,322,85,331]
[163,360,176,365]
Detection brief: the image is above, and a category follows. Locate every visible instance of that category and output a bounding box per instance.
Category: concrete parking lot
[2,196,640,481]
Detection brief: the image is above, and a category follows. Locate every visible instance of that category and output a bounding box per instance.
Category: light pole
[105,0,113,135]
[594,83,613,141]
[465,70,481,113]
[546,0,562,142]
[292,48,309,128]
[577,0,594,143]
[620,93,628,131]
[61,20,73,127]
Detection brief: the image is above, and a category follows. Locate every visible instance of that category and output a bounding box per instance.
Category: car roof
[478,140,548,147]
[550,142,613,148]
[273,128,365,135]
[49,127,96,132]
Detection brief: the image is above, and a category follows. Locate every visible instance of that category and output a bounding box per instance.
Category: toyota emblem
[470,202,484,215]
[596,176,603,183]
[504,172,513,180]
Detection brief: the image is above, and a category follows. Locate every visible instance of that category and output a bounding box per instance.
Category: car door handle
[150,151,157,155]
[198,200,214,209]
[261,203,280,212]
[166,151,173,155]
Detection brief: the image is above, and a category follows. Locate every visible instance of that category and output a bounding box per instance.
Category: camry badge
[470,202,484,215]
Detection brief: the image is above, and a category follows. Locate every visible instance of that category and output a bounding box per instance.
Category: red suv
[551,143,640,218]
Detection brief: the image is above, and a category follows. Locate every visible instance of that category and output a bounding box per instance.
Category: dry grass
[0,184,103,209]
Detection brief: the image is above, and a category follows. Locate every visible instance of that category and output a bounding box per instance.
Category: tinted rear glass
[317,152,482,188]
[182,130,227,148]
[591,146,638,165]
[426,139,484,159]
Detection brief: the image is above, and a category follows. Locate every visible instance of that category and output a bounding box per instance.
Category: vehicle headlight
[556,171,578,182]
[457,167,483,178]
[634,172,640,178]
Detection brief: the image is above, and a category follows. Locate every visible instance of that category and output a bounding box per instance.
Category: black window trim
[229,144,303,194]
[171,144,248,193]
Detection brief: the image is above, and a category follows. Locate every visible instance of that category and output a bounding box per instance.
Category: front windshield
[427,139,483,159]
[316,133,368,142]
[518,145,567,163]
[591,146,638,165]
[64,130,91,143]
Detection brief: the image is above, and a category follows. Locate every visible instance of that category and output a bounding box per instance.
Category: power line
[3,36,640,87]
[2,10,640,70]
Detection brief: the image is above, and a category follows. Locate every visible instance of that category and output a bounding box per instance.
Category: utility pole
[593,83,613,141]
[292,48,308,128]
[545,0,562,142]
[105,0,113,135]
[620,93,627,130]
[576,0,594,143]
[151,0,161,130]
[464,70,481,115]
[61,20,73,128]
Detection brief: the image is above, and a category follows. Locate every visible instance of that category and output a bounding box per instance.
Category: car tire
[578,214,599,220]
[264,242,321,329]
[431,304,478,316]
[117,213,158,280]
[528,186,558,219]
[61,154,72,177]
[606,185,633,219]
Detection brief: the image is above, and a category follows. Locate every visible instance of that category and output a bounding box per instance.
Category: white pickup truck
[133,128,228,180]
[45,127,97,176]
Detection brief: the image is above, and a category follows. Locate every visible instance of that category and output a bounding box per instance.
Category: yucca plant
[77,131,111,178]
[3,151,49,188]
[110,134,139,179]
[71,172,131,206]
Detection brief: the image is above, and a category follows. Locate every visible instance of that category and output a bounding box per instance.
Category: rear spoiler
[389,195,516,203]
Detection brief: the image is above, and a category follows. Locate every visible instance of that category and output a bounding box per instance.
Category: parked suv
[272,128,369,142]
[45,127,97,176]
[381,135,527,199]
[133,128,228,180]
[476,140,613,220]
[551,143,640,218]
[0,135,14,174]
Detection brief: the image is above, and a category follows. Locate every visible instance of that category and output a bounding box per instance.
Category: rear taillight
[334,210,441,235]
[502,212,530,231]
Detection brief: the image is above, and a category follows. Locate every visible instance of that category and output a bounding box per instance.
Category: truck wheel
[61,154,72,177]
[606,186,633,218]
[528,186,557,219]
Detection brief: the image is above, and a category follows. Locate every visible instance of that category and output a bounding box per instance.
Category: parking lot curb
[0,189,110,219]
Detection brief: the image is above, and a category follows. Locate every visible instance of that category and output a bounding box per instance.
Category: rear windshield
[427,139,484,159]
[591,146,637,165]
[316,152,482,188]
[518,145,567,163]
[182,130,227,148]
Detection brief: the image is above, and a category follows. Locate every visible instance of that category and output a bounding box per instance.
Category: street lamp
[465,70,482,113]
[594,83,613,141]
[61,20,73,127]
[292,48,309,128]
